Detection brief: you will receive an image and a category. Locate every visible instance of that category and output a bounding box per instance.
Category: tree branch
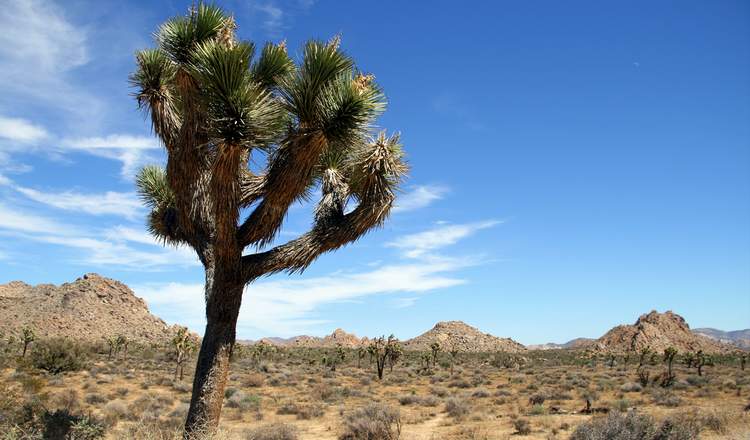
[241,132,406,282]
[237,131,327,248]
[240,188,392,282]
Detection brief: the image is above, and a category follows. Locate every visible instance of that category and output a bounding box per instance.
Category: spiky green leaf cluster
[189,41,286,149]
[157,3,228,63]
[136,166,181,245]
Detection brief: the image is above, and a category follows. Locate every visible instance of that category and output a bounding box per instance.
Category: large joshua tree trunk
[184,269,243,434]
[131,5,406,436]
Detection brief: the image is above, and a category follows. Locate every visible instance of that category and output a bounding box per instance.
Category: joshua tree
[695,350,712,376]
[172,327,197,381]
[661,347,678,387]
[684,352,695,369]
[368,335,400,380]
[130,4,406,433]
[429,342,441,368]
[419,352,433,374]
[250,340,273,367]
[322,344,346,372]
[580,389,599,414]
[387,340,403,372]
[606,353,616,368]
[741,353,747,371]
[21,327,35,358]
[448,344,460,375]
[356,346,366,369]
[118,335,130,360]
[106,336,122,360]
[637,346,651,369]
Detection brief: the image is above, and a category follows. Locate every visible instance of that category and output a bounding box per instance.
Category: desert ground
[1,342,748,439]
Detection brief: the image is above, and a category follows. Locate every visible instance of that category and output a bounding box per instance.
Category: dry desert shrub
[619,382,642,393]
[513,418,532,435]
[245,423,298,440]
[339,403,401,440]
[276,401,325,420]
[245,372,265,387]
[570,410,700,440]
[396,394,439,406]
[103,400,128,426]
[445,397,470,419]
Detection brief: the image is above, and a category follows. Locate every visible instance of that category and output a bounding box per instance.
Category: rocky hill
[693,328,750,350]
[404,321,526,353]
[0,273,177,344]
[593,310,732,353]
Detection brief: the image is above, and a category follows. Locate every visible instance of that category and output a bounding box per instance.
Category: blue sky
[0,0,748,344]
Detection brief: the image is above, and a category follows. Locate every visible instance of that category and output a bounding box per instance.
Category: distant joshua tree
[606,353,616,368]
[430,342,441,368]
[250,340,274,367]
[322,344,346,372]
[387,340,403,372]
[130,4,406,434]
[172,327,197,381]
[694,350,712,376]
[448,344,460,375]
[367,335,401,380]
[684,352,695,368]
[637,346,651,369]
[661,347,677,387]
[580,389,599,414]
[419,352,433,374]
[21,327,35,358]
[356,346,366,369]
[106,335,127,360]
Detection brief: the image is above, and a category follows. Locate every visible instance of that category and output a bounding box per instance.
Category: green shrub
[42,409,105,440]
[227,391,261,412]
[529,404,546,415]
[30,338,87,374]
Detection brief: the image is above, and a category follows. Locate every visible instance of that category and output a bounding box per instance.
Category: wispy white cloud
[0,120,160,179]
[0,173,142,218]
[387,220,500,258]
[249,0,317,37]
[254,3,284,35]
[61,135,162,178]
[0,116,49,143]
[0,0,96,117]
[0,203,73,235]
[0,203,198,269]
[0,0,87,71]
[393,185,448,213]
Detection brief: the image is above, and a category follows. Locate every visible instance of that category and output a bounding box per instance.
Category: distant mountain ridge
[3,275,744,354]
[693,328,750,350]
[247,321,525,353]
[527,338,595,350]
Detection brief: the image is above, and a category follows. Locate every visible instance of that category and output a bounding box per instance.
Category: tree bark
[184,270,243,438]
